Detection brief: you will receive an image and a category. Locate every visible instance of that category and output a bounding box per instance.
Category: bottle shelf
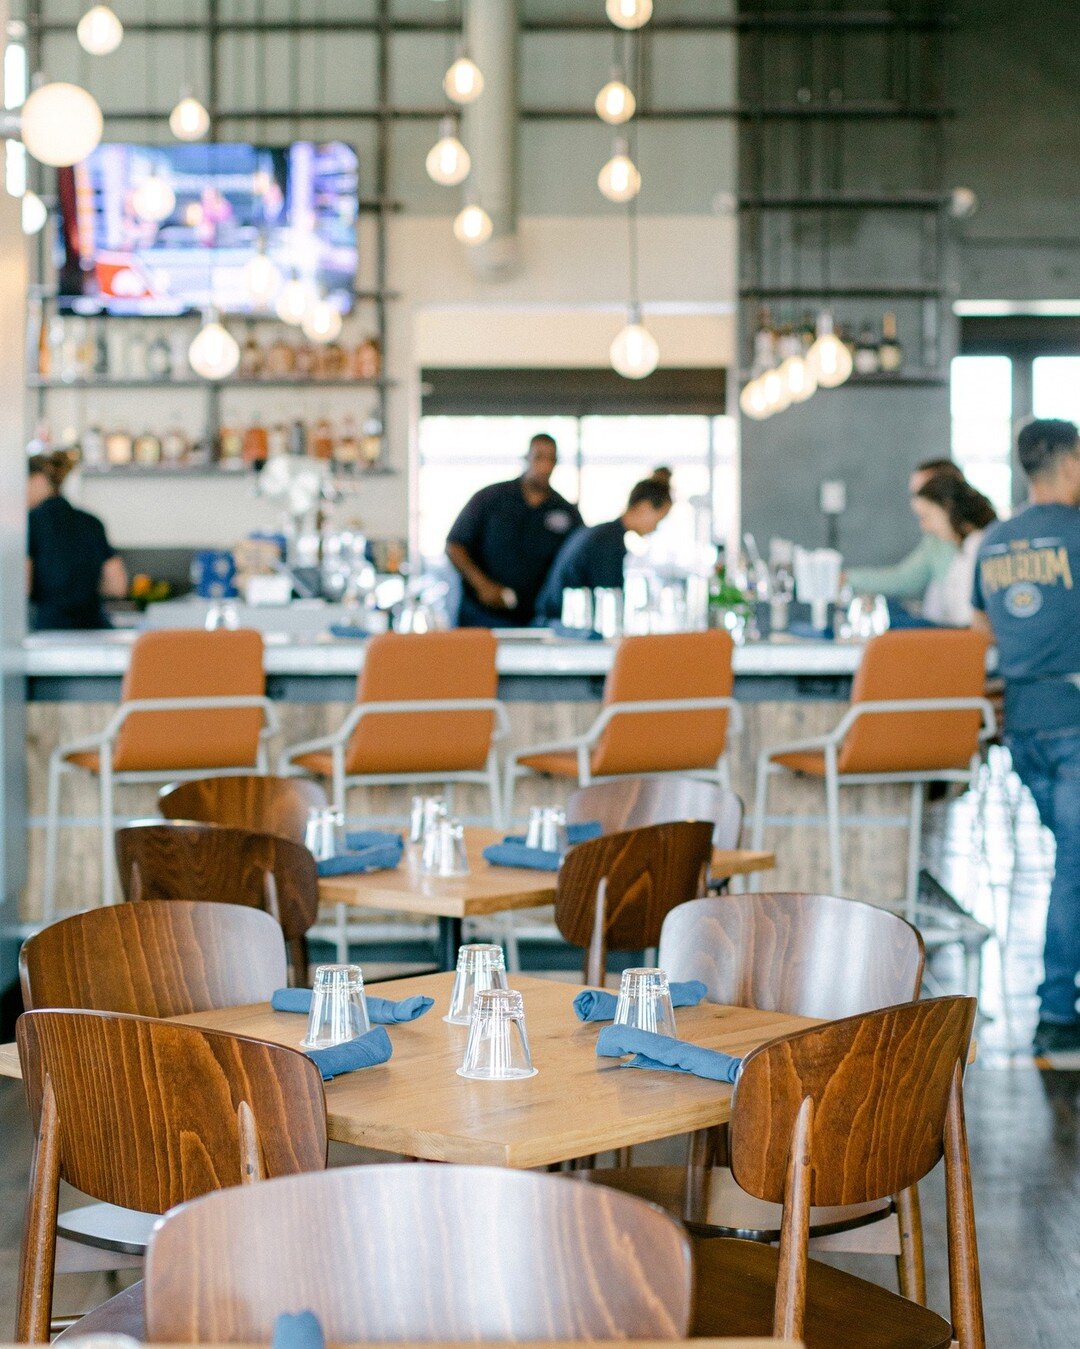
[28,376,395,391]
[79,462,397,481]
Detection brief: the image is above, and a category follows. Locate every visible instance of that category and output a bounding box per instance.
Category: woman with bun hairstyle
[26,450,127,630]
[911,471,997,627]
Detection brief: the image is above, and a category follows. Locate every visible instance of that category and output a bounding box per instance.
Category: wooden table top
[0,1342,797,1348]
[0,974,810,1168]
[318,827,776,918]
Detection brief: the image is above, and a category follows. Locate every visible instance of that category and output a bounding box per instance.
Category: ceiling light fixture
[20,80,103,166]
[595,71,636,125]
[21,189,47,234]
[453,201,493,246]
[169,93,210,141]
[301,296,344,344]
[807,312,853,388]
[443,53,484,105]
[425,115,471,186]
[598,137,641,203]
[76,5,123,55]
[131,168,176,223]
[244,246,283,308]
[275,275,316,326]
[188,311,239,381]
[606,0,653,30]
[610,304,659,380]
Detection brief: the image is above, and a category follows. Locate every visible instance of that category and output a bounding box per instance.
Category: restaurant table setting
[481,807,602,870]
[306,807,405,876]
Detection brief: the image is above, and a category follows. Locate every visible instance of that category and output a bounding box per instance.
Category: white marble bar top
[20,630,865,680]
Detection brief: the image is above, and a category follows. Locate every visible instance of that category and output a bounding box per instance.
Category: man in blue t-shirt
[973,418,1080,1054]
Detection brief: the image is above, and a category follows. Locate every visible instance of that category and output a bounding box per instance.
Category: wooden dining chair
[158,772,328,843]
[555,821,714,985]
[144,1162,693,1342]
[585,891,928,1299]
[690,996,982,1349]
[16,1009,328,1344]
[116,820,318,983]
[567,773,744,849]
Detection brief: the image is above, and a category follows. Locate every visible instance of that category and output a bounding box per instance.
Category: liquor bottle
[240,329,262,379]
[294,342,316,378]
[161,423,188,463]
[878,311,903,373]
[81,424,106,469]
[133,430,162,465]
[147,333,172,380]
[35,302,50,377]
[105,429,133,466]
[799,311,817,353]
[752,307,776,374]
[94,321,109,377]
[218,425,244,466]
[74,319,95,378]
[126,332,149,380]
[310,417,334,461]
[853,322,881,376]
[242,418,269,465]
[360,416,383,465]
[288,417,307,457]
[265,337,294,377]
[334,414,361,468]
[354,336,381,380]
[170,328,190,378]
[267,419,289,458]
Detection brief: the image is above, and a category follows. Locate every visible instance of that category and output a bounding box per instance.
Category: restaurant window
[416,414,736,564]
[950,355,1013,518]
[1032,356,1080,425]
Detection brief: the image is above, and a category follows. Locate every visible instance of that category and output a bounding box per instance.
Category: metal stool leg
[43,752,64,921]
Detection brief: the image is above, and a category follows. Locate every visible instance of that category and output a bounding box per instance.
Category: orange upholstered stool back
[345,629,498,775]
[837,628,990,775]
[590,630,735,777]
[112,629,265,773]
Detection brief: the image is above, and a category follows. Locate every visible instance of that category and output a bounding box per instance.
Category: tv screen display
[56,141,359,317]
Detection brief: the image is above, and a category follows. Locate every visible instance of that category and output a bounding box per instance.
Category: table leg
[437,916,463,971]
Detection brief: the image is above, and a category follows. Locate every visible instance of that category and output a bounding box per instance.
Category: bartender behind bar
[447,434,583,627]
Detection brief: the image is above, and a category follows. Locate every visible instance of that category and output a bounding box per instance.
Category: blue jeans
[1007,728,1080,1023]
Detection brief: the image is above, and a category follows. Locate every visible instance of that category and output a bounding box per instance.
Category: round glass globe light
[244,251,283,306]
[77,5,123,55]
[738,377,771,420]
[760,366,791,415]
[606,0,653,30]
[598,150,641,203]
[189,319,240,381]
[453,203,493,246]
[169,95,210,142]
[21,82,103,167]
[610,320,659,380]
[443,56,484,104]
[779,352,817,403]
[21,190,47,235]
[807,331,853,388]
[425,129,471,186]
[301,298,343,344]
[275,277,315,325]
[595,78,636,125]
[132,173,176,224]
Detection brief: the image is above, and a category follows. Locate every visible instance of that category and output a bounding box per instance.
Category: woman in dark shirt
[26,451,128,630]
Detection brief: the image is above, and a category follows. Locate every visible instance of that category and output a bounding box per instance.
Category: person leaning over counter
[26,450,127,631]
[446,433,583,627]
[972,418,1080,1056]
[534,476,673,623]
[846,457,965,601]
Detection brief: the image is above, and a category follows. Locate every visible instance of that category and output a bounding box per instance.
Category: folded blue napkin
[504,821,603,847]
[595,1024,741,1084]
[482,841,561,871]
[345,829,404,851]
[329,624,367,641]
[573,980,708,1023]
[316,833,403,876]
[272,987,434,1024]
[305,1025,393,1081]
[272,1312,324,1349]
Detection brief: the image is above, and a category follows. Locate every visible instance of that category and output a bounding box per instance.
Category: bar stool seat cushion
[692,1236,951,1348]
[54,1280,146,1342]
[771,750,827,777]
[516,751,582,778]
[292,751,336,778]
[64,750,103,772]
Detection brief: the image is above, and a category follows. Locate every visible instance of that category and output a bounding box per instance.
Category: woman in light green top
[846,459,964,598]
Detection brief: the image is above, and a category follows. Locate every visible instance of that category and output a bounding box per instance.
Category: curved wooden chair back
[658,892,924,1019]
[728,997,981,1343]
[116,820,318,980]
[555,822,713,985]
[20,900,287,1017]
[567,775,743,849]
[145,1162,693,1343]
[16,1009,327,1343]
[159,774,328,843]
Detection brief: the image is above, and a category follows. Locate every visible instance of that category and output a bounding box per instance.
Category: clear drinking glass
[420,817,470,876]
[444,943,509,1025]
[301,964,371,1048]
[457,987,537,1080]
[525,806,569,854]
[560,587,593,631]
[613,967,679,1039]
[409,794,447,845]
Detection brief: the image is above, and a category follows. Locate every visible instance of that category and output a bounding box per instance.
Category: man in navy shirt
[446,434,583,627]
[973,418,1080,1054]
[535,476,673,622]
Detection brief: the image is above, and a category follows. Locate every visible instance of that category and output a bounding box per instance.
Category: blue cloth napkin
[482,841,561,871]
[329,624,368,641]
[573,980,708,1023]
[305,1026,393,1081]
[504,821,602,847]
[595,1024,741,1084]
[272,987,434,1024]
[272,1312,324,1349]
[316,833,403,876]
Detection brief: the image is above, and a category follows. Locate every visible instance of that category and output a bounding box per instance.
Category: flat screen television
[56,141,359,317]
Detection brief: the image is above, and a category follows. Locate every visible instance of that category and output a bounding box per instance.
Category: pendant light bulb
[807,313,854,388]
[21,82,103,167]
[132,170,176,224]
[606,0,653,30]
[169,94,210,142]
[425,116,471,186]
[77,5,123,55]
[739,377,771,420]
[598,140,641,203]
[453,202,493,246]
[760,366,791,415]
[21,190,47,235]
[779,352,817,402]
[275,276,315,326]
[300,297,343,344]
[610,307,659,380]
[595,75,636,125]
[188,313,240,381]
[244,248,283,307]
[443,54,484,105]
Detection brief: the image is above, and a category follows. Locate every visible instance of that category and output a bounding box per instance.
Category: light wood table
[318,827,776,969]
[0,1341,797,1348]
[0,973,809,1167]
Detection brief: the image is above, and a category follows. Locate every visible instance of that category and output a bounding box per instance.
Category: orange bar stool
[506,630,742,823]
[751,628,996,923]
[43,629,277,918]
[279,629,508,821]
